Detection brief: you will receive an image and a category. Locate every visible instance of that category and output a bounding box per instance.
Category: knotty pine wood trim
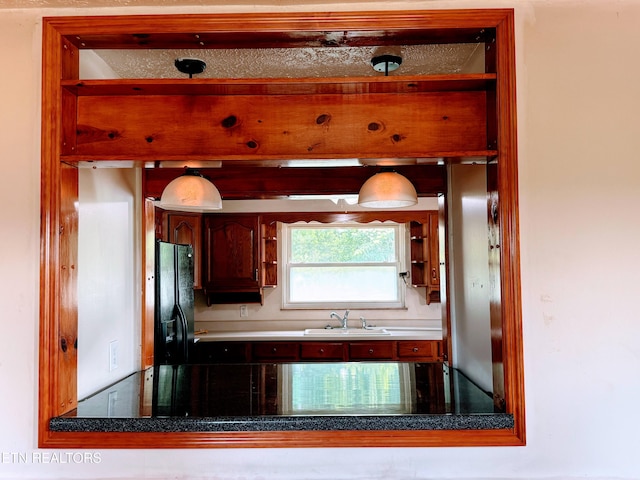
[39,9,524,448]
[493,11,526,444]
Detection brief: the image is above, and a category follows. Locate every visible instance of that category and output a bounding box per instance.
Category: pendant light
[358,170,418,208]
[160,168,222,211]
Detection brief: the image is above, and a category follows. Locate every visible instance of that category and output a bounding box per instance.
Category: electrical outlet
[109,340,119,371]
[240,305,248,318]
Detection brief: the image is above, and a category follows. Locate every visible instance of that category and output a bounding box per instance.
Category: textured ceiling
[90,44,483,79]
[6,0,483,77]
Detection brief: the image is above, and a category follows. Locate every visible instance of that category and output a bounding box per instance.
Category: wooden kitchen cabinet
[349,342,394,360]
[194,341,250,363]
[196,339,442,363]
[261,220,278,288]
[203,214,262,305]
[409,211,440,304]
[300,342,344,360]
[252,342,299,361]
[161,211,203,289]
[397,340,441,361]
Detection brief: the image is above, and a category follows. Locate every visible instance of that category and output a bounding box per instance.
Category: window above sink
[282,222,406,309]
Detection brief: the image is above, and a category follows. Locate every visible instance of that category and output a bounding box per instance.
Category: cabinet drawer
[397,341,438,360]
[196,342,249,363]
[348,342,394,360]
[300,342,344,360]
[252,342,299,361]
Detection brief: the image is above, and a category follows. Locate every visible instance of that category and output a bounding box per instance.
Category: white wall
[77,168,140,399]
[447,164,493,393]
[1,1,640,479]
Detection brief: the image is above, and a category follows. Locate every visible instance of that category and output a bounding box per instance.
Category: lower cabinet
[300,342,344,361]
[193,341,249,363]
[252,342,300,361]
[397,340,440,360]
[195,339,443,363]
[349,342,394,360]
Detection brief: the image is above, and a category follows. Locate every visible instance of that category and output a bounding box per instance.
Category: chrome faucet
[330,310,350,329]
[360,316,376,329]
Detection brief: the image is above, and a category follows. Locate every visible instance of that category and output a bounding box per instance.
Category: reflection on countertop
[51,362,513,433]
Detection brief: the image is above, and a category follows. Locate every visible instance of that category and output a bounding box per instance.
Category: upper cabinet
[158,211,278,303]
[409,212,441,304]
[261,220,278,289]
[203,214,262,305]
[160,211,203,289]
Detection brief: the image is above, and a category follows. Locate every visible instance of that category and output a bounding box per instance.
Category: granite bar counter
[51,362,513,433]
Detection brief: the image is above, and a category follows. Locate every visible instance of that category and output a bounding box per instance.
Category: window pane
[291,227,395,263]
[290,265,398,302]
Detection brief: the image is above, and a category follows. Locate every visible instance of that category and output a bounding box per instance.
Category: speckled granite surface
[50,413,513,432]
[52,362,513,433]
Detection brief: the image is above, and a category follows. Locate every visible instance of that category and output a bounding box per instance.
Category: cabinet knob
[368,348,374,355]
[272,347,277,353]
[431,268,437,279]
[319,348,325,354]
[413,347,419,353]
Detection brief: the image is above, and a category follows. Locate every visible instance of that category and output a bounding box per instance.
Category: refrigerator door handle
[174,303,189,362]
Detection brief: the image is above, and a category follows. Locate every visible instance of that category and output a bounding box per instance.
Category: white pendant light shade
[358,171,418,208]
[160,169,222,211]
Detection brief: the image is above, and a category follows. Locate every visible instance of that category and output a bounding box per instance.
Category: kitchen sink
[304,328,390,336]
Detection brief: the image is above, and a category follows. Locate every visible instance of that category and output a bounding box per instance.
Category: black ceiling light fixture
[371,54,403,76]
[175,57,207,78]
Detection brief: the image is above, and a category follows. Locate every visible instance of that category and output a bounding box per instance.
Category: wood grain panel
[74,91,487,158]
[62,75,496,97]
[141,198,156,369]
[493,11,525,443]
[45,10,508,49]
[144,165,447,199]
[58,164,78,415]
[40,20,80,443]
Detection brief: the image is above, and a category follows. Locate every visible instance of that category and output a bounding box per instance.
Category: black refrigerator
[155,241,195,365]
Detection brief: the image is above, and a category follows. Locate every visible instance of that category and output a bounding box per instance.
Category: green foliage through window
[291,227,395,263]
[283,223,405,308]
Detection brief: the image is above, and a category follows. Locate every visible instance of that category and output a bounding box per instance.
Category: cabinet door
[164,212,202,289]
[204,214,260,290]
[427,211,441,299]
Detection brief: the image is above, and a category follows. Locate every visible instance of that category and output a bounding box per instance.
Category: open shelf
[61,73,496,97]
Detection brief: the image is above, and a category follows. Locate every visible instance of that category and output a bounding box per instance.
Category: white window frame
[281,221,406,309]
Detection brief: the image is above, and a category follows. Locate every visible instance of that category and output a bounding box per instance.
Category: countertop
[51,362,513,433]
[195,327,442,342]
